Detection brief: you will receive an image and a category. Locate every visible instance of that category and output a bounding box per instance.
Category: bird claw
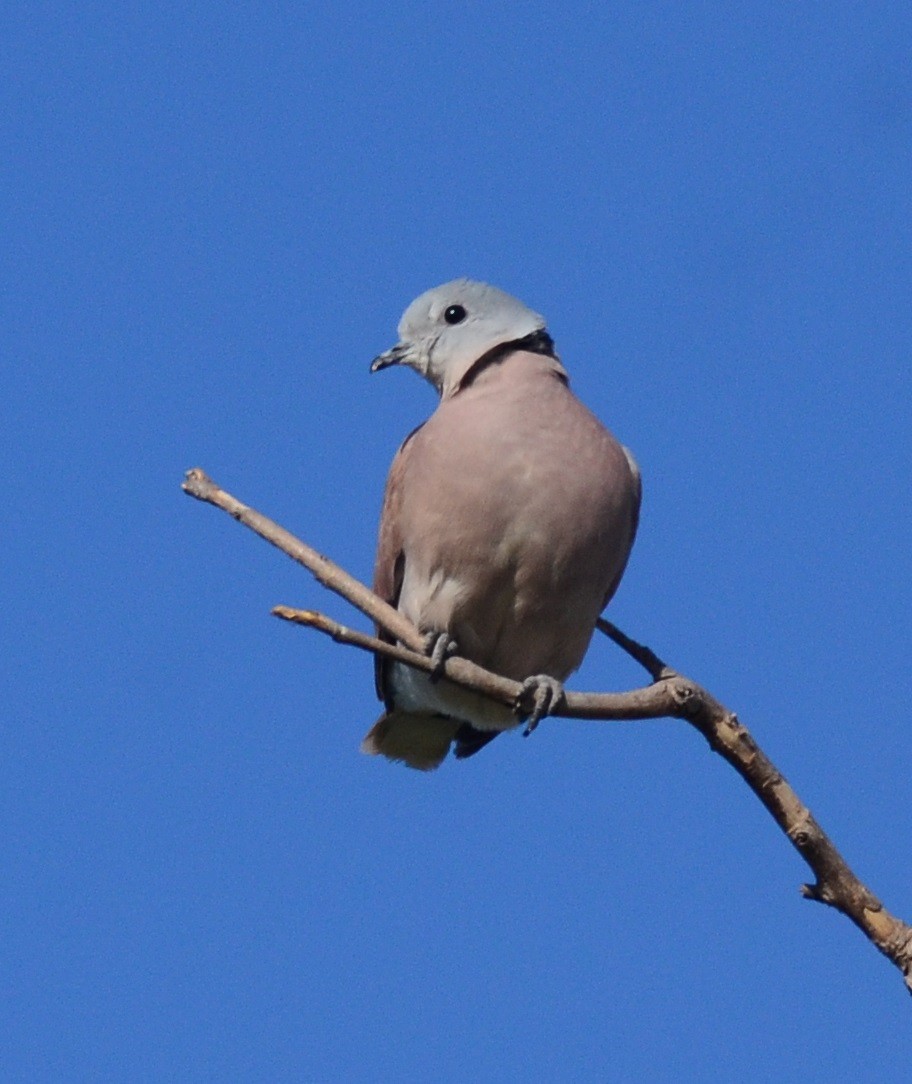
[517,675,565,736]
[423,631,458,682]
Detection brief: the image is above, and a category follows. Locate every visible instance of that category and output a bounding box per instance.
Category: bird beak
[370,342,410,373]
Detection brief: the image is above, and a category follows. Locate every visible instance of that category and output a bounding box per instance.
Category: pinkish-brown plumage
[363,280,640,769]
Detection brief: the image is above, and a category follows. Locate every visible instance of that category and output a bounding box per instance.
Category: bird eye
[444,304,467,325]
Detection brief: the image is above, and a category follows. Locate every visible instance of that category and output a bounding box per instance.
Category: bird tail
[360,711,460,770]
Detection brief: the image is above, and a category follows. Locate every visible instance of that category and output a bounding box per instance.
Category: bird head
[371,279,549,399]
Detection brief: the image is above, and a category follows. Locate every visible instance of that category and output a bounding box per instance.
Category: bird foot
[423,631,458,683]
[516,675,566,736]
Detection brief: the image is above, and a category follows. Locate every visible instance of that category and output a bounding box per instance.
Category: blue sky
[3,3,911,1080]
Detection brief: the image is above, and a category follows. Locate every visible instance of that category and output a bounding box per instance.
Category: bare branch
[271,605,680,721]
[184,467,912,994]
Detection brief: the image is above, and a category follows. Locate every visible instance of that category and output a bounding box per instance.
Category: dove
[361,279,640,769]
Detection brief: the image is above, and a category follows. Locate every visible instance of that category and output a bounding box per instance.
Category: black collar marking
[457,328,558,391]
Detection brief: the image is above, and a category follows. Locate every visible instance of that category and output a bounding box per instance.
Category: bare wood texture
[183,467,912,993]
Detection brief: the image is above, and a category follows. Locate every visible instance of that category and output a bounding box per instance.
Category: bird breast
[395,351,637,682]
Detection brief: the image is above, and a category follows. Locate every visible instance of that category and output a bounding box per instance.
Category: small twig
[184,467,912,994]
[272,606,513,694]
[595,617,675,681]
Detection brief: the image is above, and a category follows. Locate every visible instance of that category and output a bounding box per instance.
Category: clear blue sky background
[3,3,911,1080]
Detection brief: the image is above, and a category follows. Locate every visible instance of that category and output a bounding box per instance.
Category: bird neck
[453,329,561,395]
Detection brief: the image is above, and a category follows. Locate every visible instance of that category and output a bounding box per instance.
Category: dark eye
[444,304,467,325]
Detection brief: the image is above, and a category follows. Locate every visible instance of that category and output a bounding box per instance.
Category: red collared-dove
[362,279,641,769]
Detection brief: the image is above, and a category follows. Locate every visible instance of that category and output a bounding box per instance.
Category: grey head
[371,279,549,399]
